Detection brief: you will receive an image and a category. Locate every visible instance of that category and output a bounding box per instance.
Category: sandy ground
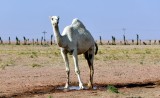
[1,45,160,98]
[1,63,160,98]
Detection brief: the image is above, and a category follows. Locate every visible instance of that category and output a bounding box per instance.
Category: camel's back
[62,18,94,41]
[71,18,94,43]
[62,18,95,54]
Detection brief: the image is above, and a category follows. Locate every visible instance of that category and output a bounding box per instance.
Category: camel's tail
[95,42,98,55]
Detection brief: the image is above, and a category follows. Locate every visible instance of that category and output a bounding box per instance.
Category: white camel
[50,16,98,89]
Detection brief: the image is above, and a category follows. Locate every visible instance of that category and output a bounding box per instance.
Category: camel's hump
[72,18,79,24]
[71,18,86,29]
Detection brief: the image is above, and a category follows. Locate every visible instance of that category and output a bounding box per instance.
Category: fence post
[136,34,139,45]
[149,40,151,45]
[99,36,102,45]
[123,35,126,45]
[132,39,134,45]
[51,35,53,45]
[112,36,116,45]
[154,40,156,45]
[0,37,3,44]
[41,37,43,45]
[16,37,19,45]
[36,38,39,45]
[9,37,11,45]
[32,39,34,45]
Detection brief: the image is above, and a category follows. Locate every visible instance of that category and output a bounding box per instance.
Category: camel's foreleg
[61,49,70,89]
[72,49,84,89]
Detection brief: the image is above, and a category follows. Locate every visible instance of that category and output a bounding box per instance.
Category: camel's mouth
[52,22,59,26]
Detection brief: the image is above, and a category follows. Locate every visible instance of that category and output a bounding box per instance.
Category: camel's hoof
[79,86,84,90]
[64,86,69,89]
[64,84,69,89]
[79,83,84,90]
[88,83,93,89]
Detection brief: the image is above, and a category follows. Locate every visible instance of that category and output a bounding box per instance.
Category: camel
[50,16,98,89]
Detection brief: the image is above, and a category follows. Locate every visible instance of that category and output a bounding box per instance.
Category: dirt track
[1,63,160,98]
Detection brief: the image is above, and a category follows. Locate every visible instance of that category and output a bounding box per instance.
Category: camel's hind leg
[84,47,94,89]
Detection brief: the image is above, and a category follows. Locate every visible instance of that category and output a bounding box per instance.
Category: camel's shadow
[56,86,98,91]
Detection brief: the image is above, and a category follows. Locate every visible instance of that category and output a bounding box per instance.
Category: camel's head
[50,16,59,26]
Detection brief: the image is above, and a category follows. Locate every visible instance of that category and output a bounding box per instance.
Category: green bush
[107,85,119,93]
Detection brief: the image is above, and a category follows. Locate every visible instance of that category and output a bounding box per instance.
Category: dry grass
[96,45,160,66]
[0,44,160,69]
[0,45,62,69]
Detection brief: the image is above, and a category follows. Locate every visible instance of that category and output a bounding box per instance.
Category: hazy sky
[0,0,160,41]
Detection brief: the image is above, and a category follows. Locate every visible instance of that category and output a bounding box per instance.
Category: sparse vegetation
[0,60,14,69]
[30,51,38,58]
[107,85,119,93]
[48,96,52,98]
[0,45,62,69]
[31,63,42,68]
[94,45,160,66]
[0,63,8,69]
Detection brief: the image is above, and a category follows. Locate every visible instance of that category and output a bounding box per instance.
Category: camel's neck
[53,24,63,47]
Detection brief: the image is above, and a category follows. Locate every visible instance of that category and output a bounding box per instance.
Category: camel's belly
[77,43,93,55]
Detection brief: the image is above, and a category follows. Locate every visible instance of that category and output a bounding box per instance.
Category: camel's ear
[57,16,60,22]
